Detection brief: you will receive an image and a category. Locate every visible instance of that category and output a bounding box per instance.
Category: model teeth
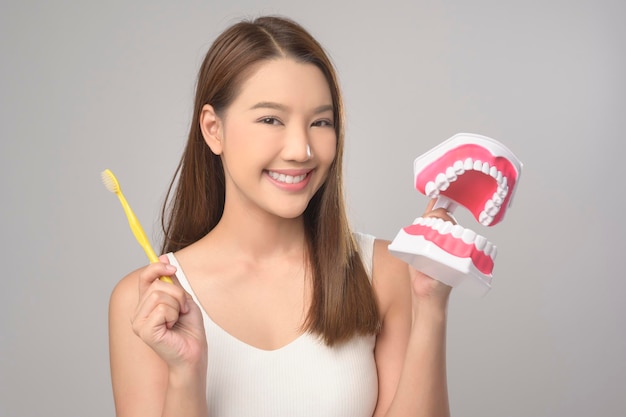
[474,235,487,251]
[446,167,457,182]
[435,173,449,191]
[424,158,511,226]
[268,171,307,184]
[453,160,465,174]
[425,182,437,196]
[413,217,497,261]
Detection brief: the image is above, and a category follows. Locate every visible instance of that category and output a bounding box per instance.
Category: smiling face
[201,58,337,220]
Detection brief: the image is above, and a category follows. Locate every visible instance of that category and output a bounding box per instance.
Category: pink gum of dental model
[388,133,522,295]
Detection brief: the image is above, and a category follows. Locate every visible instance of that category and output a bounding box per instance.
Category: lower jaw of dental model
[389,133,522,295]
[388,217,496,294]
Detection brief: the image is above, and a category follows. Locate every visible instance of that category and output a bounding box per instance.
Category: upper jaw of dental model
[414,133,522,227]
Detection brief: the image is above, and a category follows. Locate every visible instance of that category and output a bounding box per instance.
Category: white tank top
[167,232,378,417]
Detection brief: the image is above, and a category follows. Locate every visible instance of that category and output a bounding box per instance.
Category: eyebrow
[249,101,333,114]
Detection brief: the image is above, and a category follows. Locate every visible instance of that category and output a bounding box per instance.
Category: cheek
[223,124,264,156]
[320,136,338,164]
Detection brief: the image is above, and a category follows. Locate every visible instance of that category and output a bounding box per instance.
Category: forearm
[162,364,209,417]
[385,300,450,417]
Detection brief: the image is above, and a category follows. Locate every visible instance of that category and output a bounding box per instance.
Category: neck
[208,200,307,262]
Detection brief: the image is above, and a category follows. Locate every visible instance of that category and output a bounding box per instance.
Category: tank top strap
[353,232,376,282]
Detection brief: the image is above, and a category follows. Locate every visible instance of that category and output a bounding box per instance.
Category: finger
[422,199,457,223]
[153,271,190,314]
[424,207,456,223]
[424,198,438,213]
[133,289,184,334]
[137,262,177,295]
[133,301,183,344]
[136,277,188,316]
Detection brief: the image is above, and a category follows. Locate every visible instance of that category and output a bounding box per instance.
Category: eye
[258,117,282,126]
[311,119,334,128]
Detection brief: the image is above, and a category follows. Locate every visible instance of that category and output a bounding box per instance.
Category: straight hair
[160,16,380,345]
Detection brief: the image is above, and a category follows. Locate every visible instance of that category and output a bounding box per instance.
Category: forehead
[232,58,332,110]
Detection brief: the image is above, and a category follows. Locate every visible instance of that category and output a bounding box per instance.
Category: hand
[131,255,207,369]
[409,199,454,304]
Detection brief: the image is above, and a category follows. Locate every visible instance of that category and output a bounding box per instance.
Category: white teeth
[268,171,306,184]
[474,235,487,251]
[479,211,493,226]
[492,192,504,206]
[440,221,453,234]
[453,160,465,175]
[445,166,457,182]
[425,181,438,198]
[435,173,449,191]
[485,200,499,216]
[421,157,511,224]
[483,241,497,260]
[414,217,494,258]
[484,241,493,256]
[461,228,476,244]
[451,224,464,238]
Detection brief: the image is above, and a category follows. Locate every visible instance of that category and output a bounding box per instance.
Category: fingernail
[165,264,176,273]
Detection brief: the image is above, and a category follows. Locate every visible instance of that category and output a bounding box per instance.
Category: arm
[109,257,208,417]
[372,207,453,417]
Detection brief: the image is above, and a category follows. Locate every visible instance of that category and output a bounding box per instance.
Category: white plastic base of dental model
[388,228,493,297]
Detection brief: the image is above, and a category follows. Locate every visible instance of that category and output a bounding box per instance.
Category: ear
[200,104,224,155]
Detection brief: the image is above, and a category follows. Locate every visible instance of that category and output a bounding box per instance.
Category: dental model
[388,133,522,295]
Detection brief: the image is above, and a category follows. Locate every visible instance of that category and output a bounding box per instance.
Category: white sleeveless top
[167,232,378,417]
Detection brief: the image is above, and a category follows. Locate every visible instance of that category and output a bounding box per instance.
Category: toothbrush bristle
[101,169,120,193]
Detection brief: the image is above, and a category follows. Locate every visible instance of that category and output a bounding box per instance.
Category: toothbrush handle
[117,193,173,284]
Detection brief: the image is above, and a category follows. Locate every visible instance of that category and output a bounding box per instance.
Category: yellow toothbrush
[101,169,173,283]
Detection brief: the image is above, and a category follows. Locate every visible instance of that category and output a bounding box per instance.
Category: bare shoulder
[371,238,411,319]
[109,266,169,416]
[109,267,142,315]
[370,239,413,415]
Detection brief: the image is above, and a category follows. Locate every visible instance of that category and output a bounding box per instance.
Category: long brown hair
[161,16,379,345]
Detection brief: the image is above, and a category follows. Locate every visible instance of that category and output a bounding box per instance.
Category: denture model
[388,133,523,295]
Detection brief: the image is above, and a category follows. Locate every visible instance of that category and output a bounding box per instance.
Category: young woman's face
[213,58,337,220]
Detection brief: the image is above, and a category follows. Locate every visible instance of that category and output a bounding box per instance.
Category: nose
[282,124,311,162]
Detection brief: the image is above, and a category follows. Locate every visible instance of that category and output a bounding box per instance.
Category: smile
[267,171,308,184]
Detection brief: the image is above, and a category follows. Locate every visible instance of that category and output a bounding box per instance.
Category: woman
[109,15,453,417]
